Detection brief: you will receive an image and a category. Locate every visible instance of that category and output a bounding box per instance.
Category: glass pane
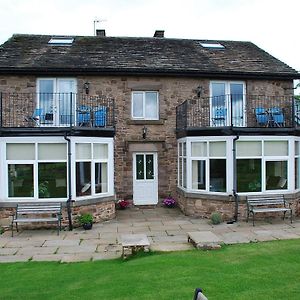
[192,160,206,190]
[136,154,144,180]
[58,79,76,125]
[145,92,158,119]
[93,144,108,159]
[38,143,67,160]
[237,141,262,157]
[95,162,108,193]
[211,83,226,126]
[178,157,182,187]
[296,158,300,189]
[230,83,244,127]
[76,162,91,196]
[183,158,187,188]
[266,161,288,190]
[7,143,35,160]
[146,154,154,179]
[183,143,186,156]
[237,159,261,192]
[295,141,299,156]
[38,163,67,198]
[8,164,34,197]
[132,92,143,118]
[76,143,91,159]
[209,159,226,192]
[39,80,54,120]
[191,142,207,157]
[179,143,182,156]
[264,141,288,156]
[209,142,226,157]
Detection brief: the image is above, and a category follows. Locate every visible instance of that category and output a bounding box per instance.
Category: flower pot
[82,222,93,230]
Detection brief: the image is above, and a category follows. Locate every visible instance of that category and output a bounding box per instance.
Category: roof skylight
[200,42,225,49]
[48,37,74,45]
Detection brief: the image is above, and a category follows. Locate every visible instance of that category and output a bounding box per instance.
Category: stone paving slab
[152,235,187,243]
[187,231,223,245]
[252,230,277,242]
[31,254,63,262]
[44,239,80,247]
[5,239,45,248]
[0,247,19,255]
[270,230,300,240]
[92,253,121,261]
[17,246,58,255]
[0,255,31,263]
[150,242,194,252]
[219,232,254,244]
[57,245,97,254]
[60,254,93,263]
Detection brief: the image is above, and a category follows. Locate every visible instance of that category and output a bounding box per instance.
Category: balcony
[0,93,115,132]
[176,94,300,135]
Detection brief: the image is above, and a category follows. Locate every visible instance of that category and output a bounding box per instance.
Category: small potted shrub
[210,212,222,225]
[117,199,129,210]
[163,195,176,208]
[78,213,93,230]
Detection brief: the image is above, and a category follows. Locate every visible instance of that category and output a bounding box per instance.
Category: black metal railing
[176,94,299,131]
[0,92,115,129]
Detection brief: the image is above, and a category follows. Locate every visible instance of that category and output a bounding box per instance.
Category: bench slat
[13,218,59,223]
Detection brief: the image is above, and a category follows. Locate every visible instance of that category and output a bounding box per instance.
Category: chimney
[96,29,106,37]
[153,30,164,38]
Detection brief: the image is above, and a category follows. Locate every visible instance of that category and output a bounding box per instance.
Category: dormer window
[48,37,74,45]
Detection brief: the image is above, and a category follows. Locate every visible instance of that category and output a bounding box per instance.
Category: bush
[77,213,93,225]
[0,227,4,235]
[211,212,222,225]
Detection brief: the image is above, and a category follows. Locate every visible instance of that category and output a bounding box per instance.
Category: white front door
[133,153,158,205]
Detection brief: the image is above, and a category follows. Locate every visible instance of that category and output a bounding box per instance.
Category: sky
[0,0,299,89]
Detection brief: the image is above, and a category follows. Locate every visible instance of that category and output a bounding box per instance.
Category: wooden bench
[11,202,62,236]
[246,195,292,226]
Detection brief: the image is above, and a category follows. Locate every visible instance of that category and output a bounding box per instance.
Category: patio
[0,206,300,263]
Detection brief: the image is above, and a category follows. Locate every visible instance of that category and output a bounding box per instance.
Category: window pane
[7,143,35,160]
[132,92,143,118]
[178,157,182,187]
[95,162,108,193]
[192,160,206,190]
[237,141,262,157]
[237,159,261,192]
[38,143,67,160]
[38,163,67,198]
[93,144,108,159]
[296,158,300,189]
[209,159,226,192]
[296,141,299,156]
[209,142,226,157]
[145,92,158,119]
[146,154,154,179]
[8,164,33,197]
[264,141,288,156]
[266,161,287,190]
[39,80,54,117]
[183,143,186,156]
[183,158,187,188]
[76,143,91,159]
[136,155,144,180]
[191,142,207,157]
[76,162,91,196]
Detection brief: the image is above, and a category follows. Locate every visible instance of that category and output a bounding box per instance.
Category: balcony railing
[0,92,115,129]
[176,94,300,131]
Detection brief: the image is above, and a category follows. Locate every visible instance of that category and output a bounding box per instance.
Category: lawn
[0,239,300,300]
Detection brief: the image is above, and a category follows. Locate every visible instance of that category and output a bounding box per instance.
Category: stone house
[0,30,299,226]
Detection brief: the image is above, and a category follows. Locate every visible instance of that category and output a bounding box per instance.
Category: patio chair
[255,107,268,126]
[77,105,91,126]
[94,106,107,127]
[212,107,227,126]
[25,108,44,126]
[269,107,285,127]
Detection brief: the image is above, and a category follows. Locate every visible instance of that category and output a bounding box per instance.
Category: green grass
[0,240,300,299]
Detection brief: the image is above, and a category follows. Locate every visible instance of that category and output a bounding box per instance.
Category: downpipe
[64,132,73,231]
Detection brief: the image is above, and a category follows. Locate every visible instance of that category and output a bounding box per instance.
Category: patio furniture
[94,106,107,127]
[246,195,292,226]
[255,107,268,126]
[120,234,150,259]
[25,108,44,126]
[212,107,227,126]
[77,105,91,126]
[269,107,285,127]
[11,202,62,236]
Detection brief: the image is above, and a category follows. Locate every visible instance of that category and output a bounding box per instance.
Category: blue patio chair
[94,106,107,127]
[212,107,227,126]
[25,108,44,126]
[77,105,91,126]
[269,107,285,127]
[255,107,268,126]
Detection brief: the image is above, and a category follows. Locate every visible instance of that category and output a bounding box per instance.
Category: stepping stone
[120,234,150,258]
[187,231,223,250]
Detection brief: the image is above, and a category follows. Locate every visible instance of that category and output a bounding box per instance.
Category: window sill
[127,119,165,125]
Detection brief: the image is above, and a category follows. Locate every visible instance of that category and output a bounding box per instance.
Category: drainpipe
[64,131,73,231]
[232,135,240,222]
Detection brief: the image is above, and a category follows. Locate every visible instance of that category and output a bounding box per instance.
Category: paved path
[0,207,299,263]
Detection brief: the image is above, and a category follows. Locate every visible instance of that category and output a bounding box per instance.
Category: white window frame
[131,91,159,120]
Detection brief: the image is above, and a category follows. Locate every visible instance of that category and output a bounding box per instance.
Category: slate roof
[0,34,299,79]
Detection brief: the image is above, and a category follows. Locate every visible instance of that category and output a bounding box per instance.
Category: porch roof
[0,34,299,79]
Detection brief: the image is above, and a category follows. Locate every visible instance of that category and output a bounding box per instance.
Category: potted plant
[117,199,129,210]
[162,195,176,208]
[77,213,93,230]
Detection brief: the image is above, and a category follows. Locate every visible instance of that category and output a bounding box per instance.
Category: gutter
[64,131,73,231]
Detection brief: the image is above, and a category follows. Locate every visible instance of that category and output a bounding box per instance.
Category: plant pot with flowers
[77,213,93,230]
[117,199,130,210]
[162,195,176,208]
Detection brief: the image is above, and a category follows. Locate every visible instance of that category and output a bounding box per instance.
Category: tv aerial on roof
[93,17,107,36]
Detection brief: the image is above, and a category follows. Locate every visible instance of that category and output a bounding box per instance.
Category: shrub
[211,212,222,225]
[77,213,93,225]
